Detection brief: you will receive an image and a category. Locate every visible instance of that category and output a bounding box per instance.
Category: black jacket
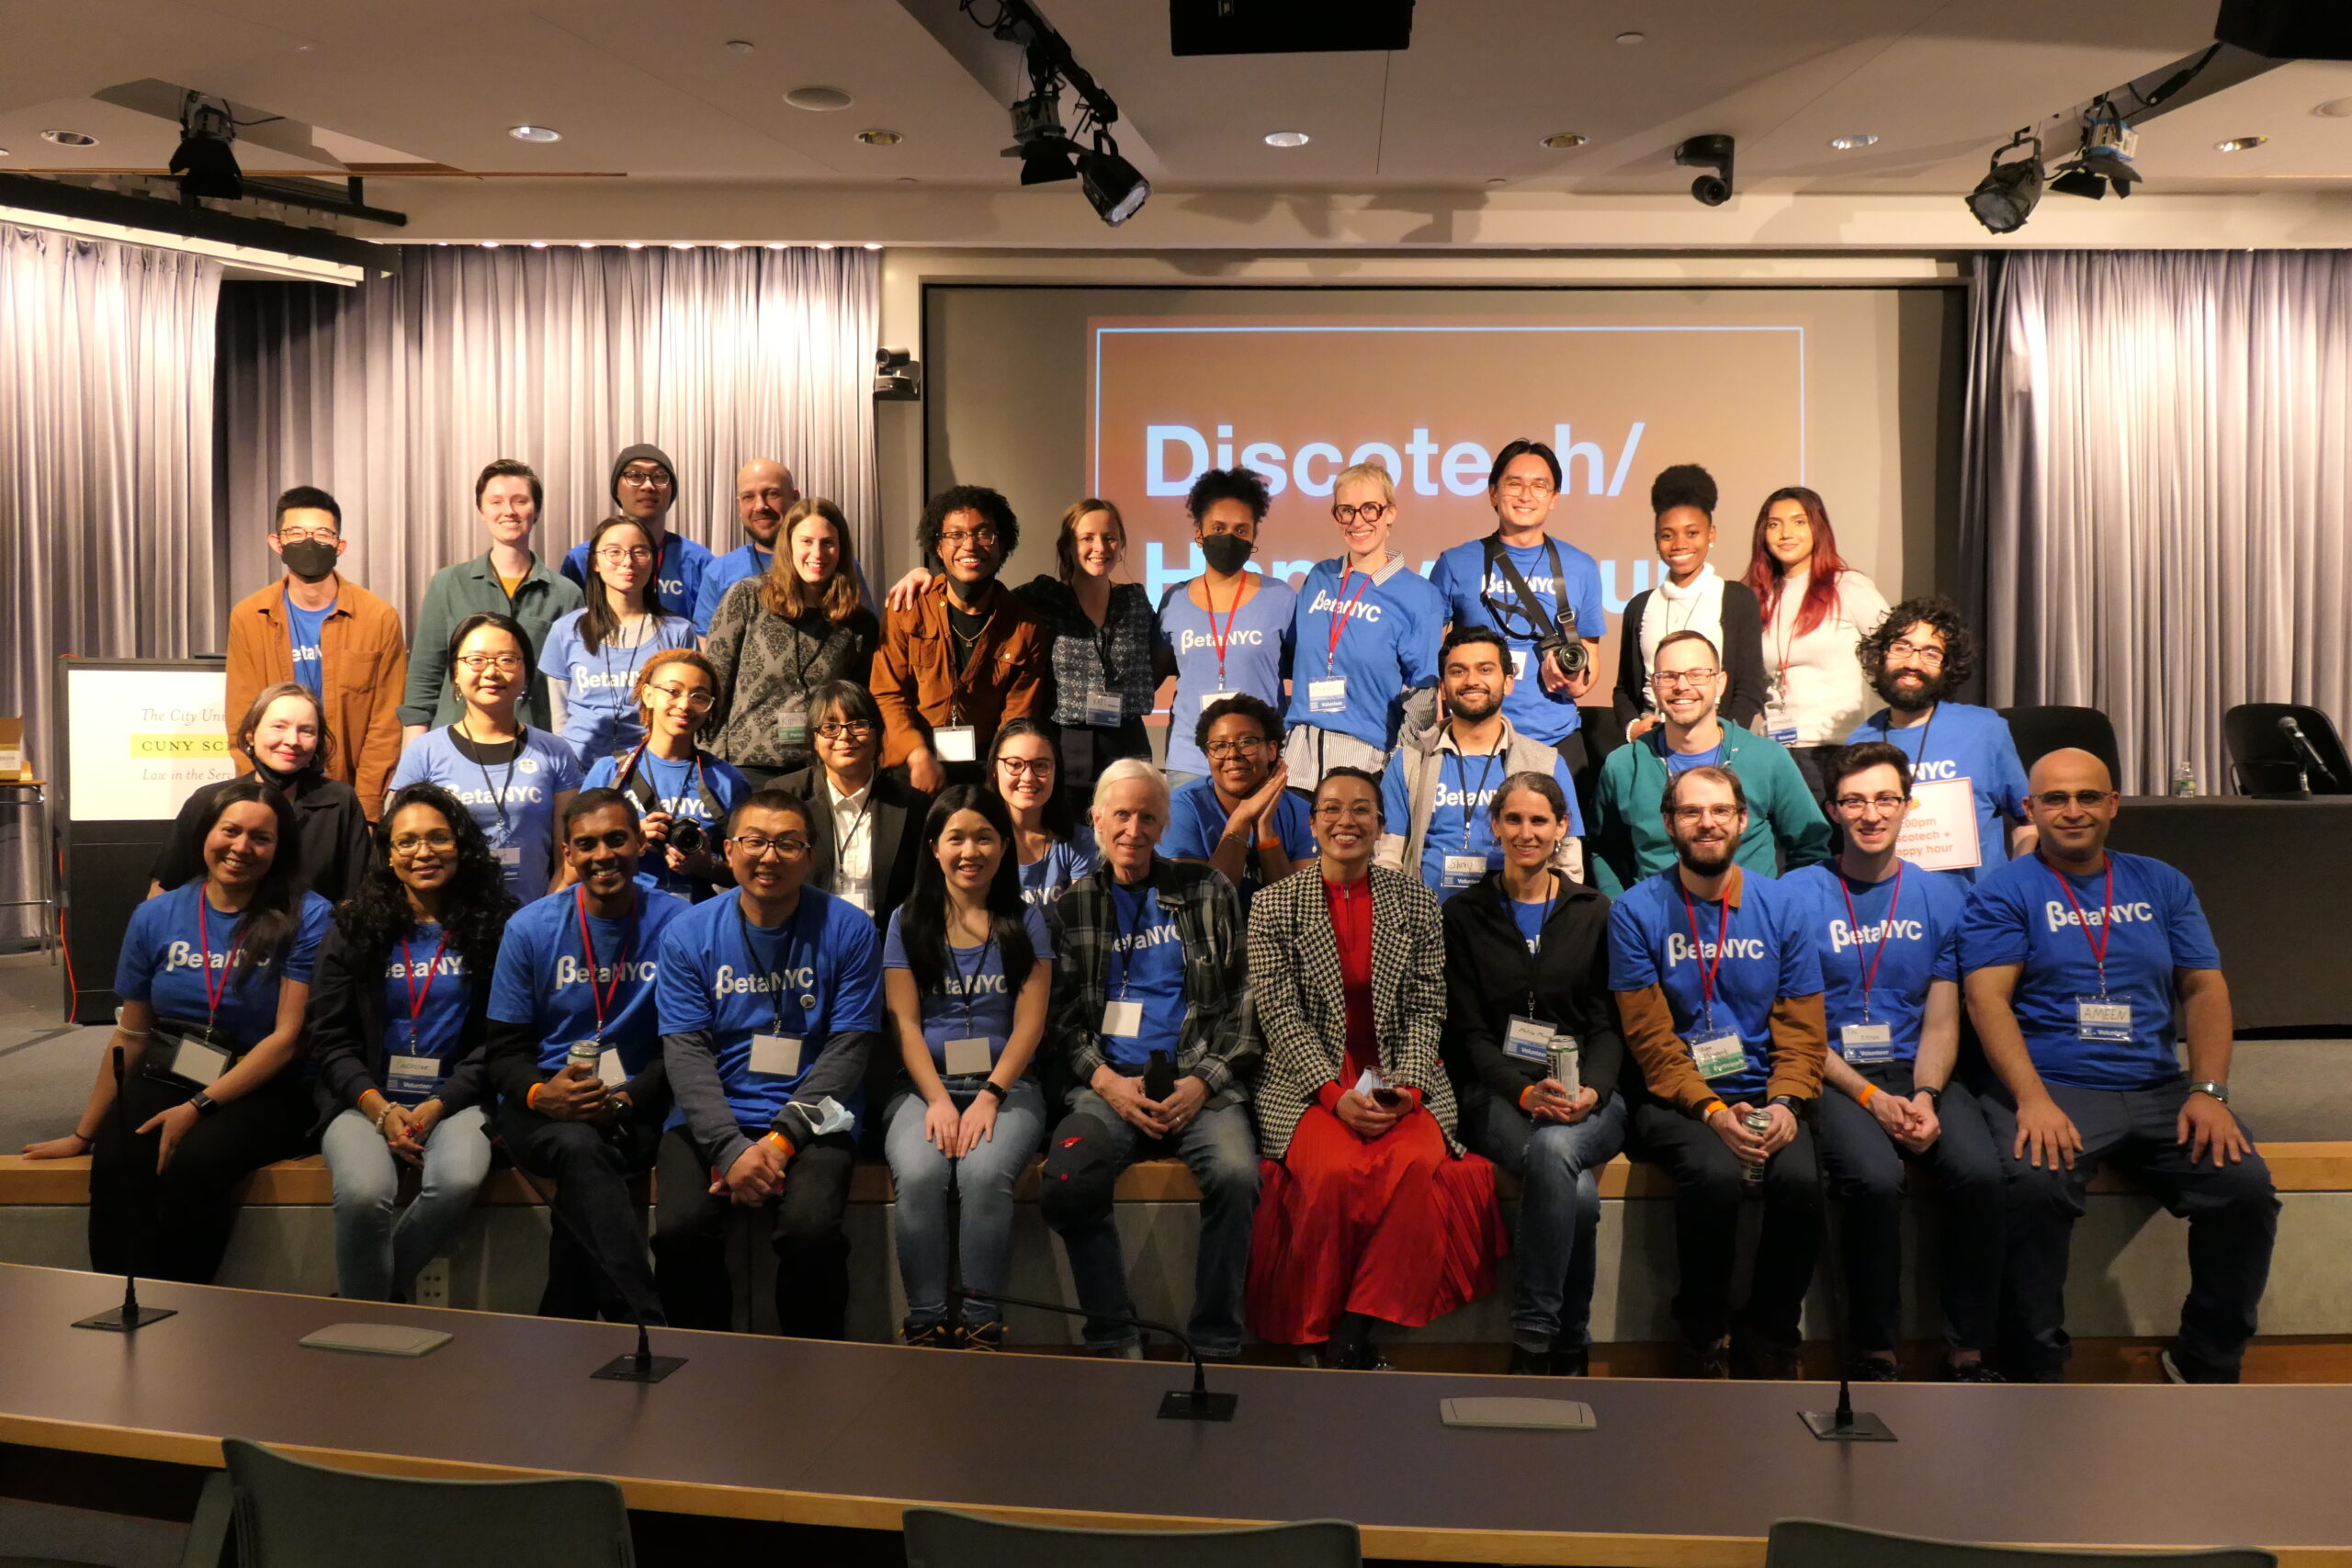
[1440,870,1625,1109]
[153,767,375,905]
[1611,579,1769,735]
[306,919,493,1134]
[777,764,930,926]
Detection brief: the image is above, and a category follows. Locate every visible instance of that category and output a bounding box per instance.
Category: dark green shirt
[400,552,583,730]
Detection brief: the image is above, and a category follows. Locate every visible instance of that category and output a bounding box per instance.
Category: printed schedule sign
[65,664,232,821]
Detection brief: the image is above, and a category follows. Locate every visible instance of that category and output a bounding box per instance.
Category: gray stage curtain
[1962,251,2352,795]
[0,228,222,942]
[216,244,881,626]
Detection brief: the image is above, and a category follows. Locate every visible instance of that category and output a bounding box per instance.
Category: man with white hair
[1038,759,1261,1359]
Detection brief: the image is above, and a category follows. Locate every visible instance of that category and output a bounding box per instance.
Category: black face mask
[279,539,339,582]
[1199,533,1252,575]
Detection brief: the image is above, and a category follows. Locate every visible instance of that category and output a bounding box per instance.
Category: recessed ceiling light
[625,241,645,249]
[509,125,561,143]
[669,242,694,250]
[2214,135,2268,152]
[765,242,788,250]
[855,129,902,146]
[1486,176,1506,186]
[786,85,854,112]
[480,241,500,249]
[41,130,97,147]
[817,242,834,250]
[578,242,595,249]
[718,241,741,250]
[725,39,754,54]
[529,240,548,248]
[1828,133,1879,151]
[2312,96,2352,118]
[896,175,919,184]
[1615,31,1645,45]
[1263,130,1310,148]
[864,242,882,251]
[1540,132,1587,150]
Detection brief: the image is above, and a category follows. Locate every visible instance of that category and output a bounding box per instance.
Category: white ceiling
[0,0,2346,205]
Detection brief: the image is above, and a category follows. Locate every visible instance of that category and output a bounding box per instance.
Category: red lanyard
[1679,882,1733,1013]
[1322,564,1374,674]
[2041,854,2114,993]
[1204,574,1240,687]
[194,895,233,1030]
[398,927,454,1036]
[1836,863,1904,1021]
[572,886,634,1039]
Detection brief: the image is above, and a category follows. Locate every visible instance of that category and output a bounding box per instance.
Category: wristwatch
[2188,1080,2231,1105]
[977,1080,1008,1102]
[1917,1085,1945,1106]
[188,1092,220,1119]
[1768,1094,1802,1113]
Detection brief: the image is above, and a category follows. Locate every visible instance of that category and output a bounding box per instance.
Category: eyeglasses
[616,468,673,489]
[1313,801,1380,822]
[275,526,340,545]
[1204,738,1269,760]
[645,682,716,710]
[390,830,458,856]
[1651,669,1721,691]
[937,527,1000,551]
[731,834,811,859]
[816,719,875,740]
[1886,639,1947,667]
[595,545,654,564]
[1834,793,1907,815]
[1331,502,1391,526]
[568,829,636,852]
[2033,789,2114,810]
[996,757,1054,778]
[456,653,524,673]
[1669,805,1743,825]
[1497,478,1555,499]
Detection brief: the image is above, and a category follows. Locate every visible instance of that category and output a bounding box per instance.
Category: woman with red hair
[1741,488,1889,799]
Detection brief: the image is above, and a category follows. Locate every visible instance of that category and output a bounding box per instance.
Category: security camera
[1674,133,1735,207]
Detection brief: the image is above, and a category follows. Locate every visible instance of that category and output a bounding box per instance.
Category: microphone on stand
[74,1038,177,1332]
[959,1287,1237,1421]
[1793,1096,1894,1442]
[497,1132,683,1383]
[2277,716,2337,793]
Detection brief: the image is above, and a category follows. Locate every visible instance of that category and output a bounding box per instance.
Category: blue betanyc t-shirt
[1378,737,1583,895]
[1016,829,1100,909]
[540,608,696,766]
[691,542,771,637]
[388,726,583,901]
[1844,702,2031,885]
[561,531,713,624]
[284,589,334,700]
[1959,850,2220,1090]
[1510,894,1550,953]
[1429,534,1609,744]
[1103,884,1186,1067]
[1783,861,1966,1066]
[1282,558,1445,751]
[1666,741,1724,776]
[655,886,883,1128]
[1607,868,1823,1099]
[1156,576,1297,777]
[1160,778,1316,917]
[883,905,1055,1074]
[581,749,752,900]
[116,882,333,1049]
[379,920,471,1103]
[487,885,689,1076]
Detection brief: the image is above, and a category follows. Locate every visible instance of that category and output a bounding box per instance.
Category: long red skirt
[1246,1105,1510,1345]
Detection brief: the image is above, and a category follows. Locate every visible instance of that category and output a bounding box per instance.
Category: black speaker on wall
[2215,0,2352,58]
[1170,0,1413,55]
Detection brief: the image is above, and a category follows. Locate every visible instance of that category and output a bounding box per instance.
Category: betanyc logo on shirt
[164,942,267,973]
[1912,759,1962,782]
[1666,933,1768,964]
[1828,917,1925,954]
[387,953,465,979]
[2042,900,2157,934]
[1110,922,1182,953]
[1307,590,1382,625]
[952,972,1010,997]
[714,963,816,996]
[1432,782,1500,811]
[1175,627,1267,655]
[1484,571,1558,597]
[573,669,636,692]
[555,955,657,986]
[443,783,548,808]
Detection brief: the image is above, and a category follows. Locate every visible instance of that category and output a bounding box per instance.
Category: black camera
[668,819,707,857]
[1532,603,1589,681]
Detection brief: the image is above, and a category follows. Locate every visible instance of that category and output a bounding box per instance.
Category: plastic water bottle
[2171,761,2198,797]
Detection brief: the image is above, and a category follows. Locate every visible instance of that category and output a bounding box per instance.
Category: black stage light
[2048,165,2109,199]
[1002,84,1078,185]
[1965,134,2042,233]
[169,96,242,202]
[1075,137,1148,225]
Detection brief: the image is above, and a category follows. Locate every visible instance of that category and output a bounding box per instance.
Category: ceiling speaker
[1170,0,1413,55]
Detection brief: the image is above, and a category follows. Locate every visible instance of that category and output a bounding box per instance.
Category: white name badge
[1687,1032,1748,1081]
[1511,648,1531,682]
[1761,701,1799,746]
[750,1033,804,1077]
[596,1049,627,1089]
[943,1036,994,1077]
[934,725,978,763]
[1199,688,1230,714]
[1102,999,1144,1039]
[1839,1021,1895,1063]
[1442,853,1488,893]
[386,1055,446,1098]
[495,845,524,870]
[170,1037,230,1088]
[1083,692,1125,727]
[1504,1015,1555,1064]
[2075,998,2133,1043]
[1895,775,1983,873]
[1307,677,1348,716]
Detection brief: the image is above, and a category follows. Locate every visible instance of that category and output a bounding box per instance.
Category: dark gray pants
[1630,1097,1820,1348]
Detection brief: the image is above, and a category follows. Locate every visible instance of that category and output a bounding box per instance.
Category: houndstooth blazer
[1245,863,1461,1161]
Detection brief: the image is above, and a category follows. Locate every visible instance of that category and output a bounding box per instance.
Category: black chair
[1767,1518,2274,1568]
[2222,703,2351,798]
[1999,705,2120,785]
[904,1508,1361,1568]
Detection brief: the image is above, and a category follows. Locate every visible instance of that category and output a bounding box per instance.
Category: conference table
[4,1266,2350,1565]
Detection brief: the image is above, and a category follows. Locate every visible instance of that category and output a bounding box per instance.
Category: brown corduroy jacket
[869,578,1051,769]
[226,574,409,818]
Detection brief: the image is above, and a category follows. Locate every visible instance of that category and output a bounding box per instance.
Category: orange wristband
[762,1131,795,1157]
[1701,1098,1727,1120]
[526,1081,544,1110]
[1518,1083,1540,1111]
[1858,1083,1878,1108]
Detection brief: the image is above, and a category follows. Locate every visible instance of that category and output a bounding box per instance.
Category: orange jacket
[226,574,409,818]
[869,579,1052,769]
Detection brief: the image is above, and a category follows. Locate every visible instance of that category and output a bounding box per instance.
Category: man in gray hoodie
[560,442,714,617]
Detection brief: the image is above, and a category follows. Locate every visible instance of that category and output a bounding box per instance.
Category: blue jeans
[321,1103,492,1303]
[883,1077,1047,1332]
[1459,1089,1627,1353]
[1038,1090,1261,1357]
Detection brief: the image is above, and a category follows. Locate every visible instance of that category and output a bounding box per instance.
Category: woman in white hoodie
[1740,486,1890,799]
[1611,464,1768,741]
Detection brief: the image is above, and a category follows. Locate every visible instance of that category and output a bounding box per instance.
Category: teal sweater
[1589,725,1834,894]
[398,553,583,730]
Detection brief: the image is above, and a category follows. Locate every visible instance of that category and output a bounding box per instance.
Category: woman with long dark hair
[579,648,751,900]
[150,682,372,903]
[880,785,1054,1348]
[311,784,516,1301]
[705,498,880,787]
[986,718,1098,908]
[1739,486,1890,796]
[27,775,331,1283]
[542,515,695,766]
[1612,464,1768,740]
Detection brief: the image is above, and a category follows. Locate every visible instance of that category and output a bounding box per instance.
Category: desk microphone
[1793,1095,1894,1443]
[74,1039,177,1333]
[496,1127,684,1384]
[959,1287,1237,1421]
[2277,716,2338,792]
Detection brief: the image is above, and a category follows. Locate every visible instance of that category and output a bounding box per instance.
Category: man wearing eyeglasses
[1961,748,2278,1385]
[650,789,883,1337]
[560,444,715,617]
[1430,440,1608,779]
[1784,741,2003,1383]
[1845,595,2032,883]
[1587,630,1832,896]
[1609,763,1826,1379]
[872,486,1052,795]
[227,485,410,819]
[1160,693,1313,920]
[690,458,798,637]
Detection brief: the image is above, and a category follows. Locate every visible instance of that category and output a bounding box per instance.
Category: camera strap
[616,742,724,831]
[1480,532,1575,645]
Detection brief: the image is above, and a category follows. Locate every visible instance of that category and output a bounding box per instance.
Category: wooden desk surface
[2,1263,2346,1567]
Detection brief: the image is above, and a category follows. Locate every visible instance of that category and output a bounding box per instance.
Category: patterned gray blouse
[704,578,879,773]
